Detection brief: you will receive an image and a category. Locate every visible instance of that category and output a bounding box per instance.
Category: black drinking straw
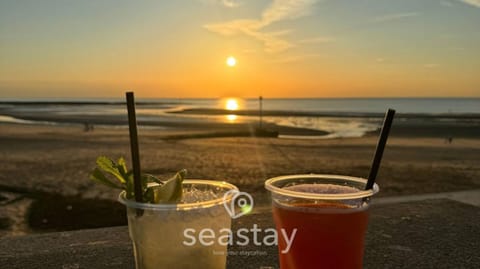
[365,109,396,190]
[126,92,144,209]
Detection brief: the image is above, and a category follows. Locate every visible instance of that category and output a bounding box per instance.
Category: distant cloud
[370,12,419,23]
[298,36,335,44]
[249,30,295,53]
[204,0,319,53]
[261,0,318,24]
[458,0,480,8]
[376,58,385,63]
[222,0,241,8]
[198,0,242,8]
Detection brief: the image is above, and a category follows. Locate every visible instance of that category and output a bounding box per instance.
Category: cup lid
[265,174,379,200]
[118,179,238,211]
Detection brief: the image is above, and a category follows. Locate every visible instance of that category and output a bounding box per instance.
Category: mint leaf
[90,168,123,189]
[117,157,128,178]
[96,156,126,184]
[125,172,135,200]
[142,173,163,185]
[144,187,154,203]
[90,156,187,204]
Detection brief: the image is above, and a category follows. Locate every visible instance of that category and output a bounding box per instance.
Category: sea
[1,98,479,139]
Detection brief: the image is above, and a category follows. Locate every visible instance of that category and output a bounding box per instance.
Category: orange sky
[1,0,479,98]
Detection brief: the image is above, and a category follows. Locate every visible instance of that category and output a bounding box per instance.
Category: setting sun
[226,56,236,67]
[225,98,239,110]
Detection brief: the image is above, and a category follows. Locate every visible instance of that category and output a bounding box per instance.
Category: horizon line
[1,96,480,101]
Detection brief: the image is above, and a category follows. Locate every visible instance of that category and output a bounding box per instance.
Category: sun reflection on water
[226,114,237,122]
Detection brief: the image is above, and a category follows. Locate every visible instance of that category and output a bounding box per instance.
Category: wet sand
[0,122,479,237]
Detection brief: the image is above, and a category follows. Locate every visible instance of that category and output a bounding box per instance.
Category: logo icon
[223,190,254,219]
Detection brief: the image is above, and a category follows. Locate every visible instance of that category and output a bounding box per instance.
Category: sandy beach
[1,120,479,237]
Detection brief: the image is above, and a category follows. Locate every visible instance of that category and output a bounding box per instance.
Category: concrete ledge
[1,199,479,268]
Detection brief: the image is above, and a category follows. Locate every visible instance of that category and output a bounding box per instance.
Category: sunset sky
[1,0,479,98]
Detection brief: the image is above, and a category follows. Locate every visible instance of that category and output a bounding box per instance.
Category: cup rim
[265,174,379,200]
[118,179,238,211]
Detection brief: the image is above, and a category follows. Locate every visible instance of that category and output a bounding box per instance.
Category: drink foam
[181,188,221,204]
[283,184,359,194]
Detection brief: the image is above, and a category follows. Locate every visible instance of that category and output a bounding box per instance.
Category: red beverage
[265,175,379,269]
[273,202,369,269]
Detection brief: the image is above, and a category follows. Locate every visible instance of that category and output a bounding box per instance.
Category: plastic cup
[119,180,238,269]
[265,174,379,269]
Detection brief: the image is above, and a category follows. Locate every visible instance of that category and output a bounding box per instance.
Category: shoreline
[2,97,480,140]
[1,110,480,139]
[169,108,480,119]
[3,104,480,119]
